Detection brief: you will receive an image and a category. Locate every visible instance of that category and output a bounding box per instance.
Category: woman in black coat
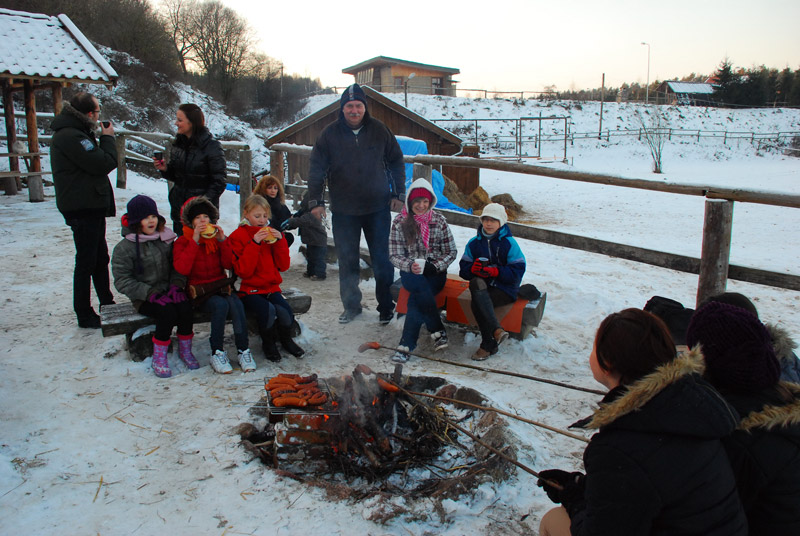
[538,308,746,536]
[154,103,227,233]
[687,301,800,536]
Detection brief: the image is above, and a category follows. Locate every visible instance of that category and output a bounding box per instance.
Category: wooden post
[115,134,127,188]
[412,163,432,182]
[2,82,19,195]
[598,73,605,139]
[269,149,284,183]
[23,80,43,202]
[52,84,63,114]
[238,149,252,218]
[696,199,734,306]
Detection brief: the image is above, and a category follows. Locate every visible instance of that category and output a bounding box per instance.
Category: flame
[323,414,330,422]
[372,396,379,406]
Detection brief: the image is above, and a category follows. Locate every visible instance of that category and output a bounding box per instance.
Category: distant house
[267,86,480,194]
[342,56,459,97]
[656,81,716,106]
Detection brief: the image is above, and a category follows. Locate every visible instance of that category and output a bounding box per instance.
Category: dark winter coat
[768,323,800,383]
[719,383,800,536]
[307,106,405,216]
[162,127,226,225]
[458,223,525,299]
[50,102,117,219]
[111,225,185,311]
[228,224,290,296]
[570,349,747,536]
[261,194,292,230]
[284,194,328,247]
[172,197,233,286]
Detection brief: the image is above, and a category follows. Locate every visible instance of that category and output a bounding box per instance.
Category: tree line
[9,0,326,123]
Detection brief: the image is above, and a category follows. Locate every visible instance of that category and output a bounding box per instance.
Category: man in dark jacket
[51,92,118,328]
[307,84,406,324]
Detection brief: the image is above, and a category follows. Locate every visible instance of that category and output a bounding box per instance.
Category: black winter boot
[260,325,281,362]
[279,324,305,358]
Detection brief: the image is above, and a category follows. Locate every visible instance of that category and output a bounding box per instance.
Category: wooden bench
[101,288,312,361]
[391,275,546,340]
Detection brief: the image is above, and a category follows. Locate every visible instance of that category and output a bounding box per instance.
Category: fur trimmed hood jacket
[767,323,800,383]
[568,349,747,536]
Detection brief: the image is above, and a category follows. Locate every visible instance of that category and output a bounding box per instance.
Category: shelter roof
[343,56,459,75]
[0,8,117,85]
[665,81,715,95]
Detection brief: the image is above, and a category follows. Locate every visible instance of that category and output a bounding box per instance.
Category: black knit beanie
[126,195,160,226]
[686,301,780,393]
[340,83,368,110]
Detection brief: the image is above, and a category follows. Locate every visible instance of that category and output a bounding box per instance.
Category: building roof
[0,8,117,85]
[665,81,715,95]
[342,56,459,75]
[267,85,462,147]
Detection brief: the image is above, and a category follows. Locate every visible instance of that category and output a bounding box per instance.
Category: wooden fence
[268,142,800,306]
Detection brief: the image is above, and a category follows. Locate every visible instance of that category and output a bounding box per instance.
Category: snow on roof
[0,8,117,84]
[666,81,715,95]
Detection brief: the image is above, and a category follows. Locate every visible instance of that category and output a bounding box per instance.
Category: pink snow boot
[152,337,172,378]
[177,333,199,369]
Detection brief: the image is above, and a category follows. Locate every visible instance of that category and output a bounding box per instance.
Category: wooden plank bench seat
[101,287,312,360]
[390,275,546,340]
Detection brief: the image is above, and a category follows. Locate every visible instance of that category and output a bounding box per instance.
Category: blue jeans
[200,294,249,352]
[399,271,447,351]
[268,292,294,328]
[240,294,276,334]
[331,209,395,315]
[305,244,327,278]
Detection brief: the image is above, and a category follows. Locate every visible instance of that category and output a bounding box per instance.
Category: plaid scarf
[401,206,433,249]
[183,225,219,254]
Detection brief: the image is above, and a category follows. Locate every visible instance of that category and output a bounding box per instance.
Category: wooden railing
[268,142,800,305]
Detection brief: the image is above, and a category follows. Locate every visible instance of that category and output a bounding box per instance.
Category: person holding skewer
[537,308,746,536]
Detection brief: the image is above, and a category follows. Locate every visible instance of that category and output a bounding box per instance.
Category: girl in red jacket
[173,196,254,374]
[228,195,304,361]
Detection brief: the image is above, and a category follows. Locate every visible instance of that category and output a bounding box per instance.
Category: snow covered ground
[1,93,799,535]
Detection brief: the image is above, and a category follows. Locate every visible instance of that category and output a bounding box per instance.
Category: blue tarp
[397,137,471,214]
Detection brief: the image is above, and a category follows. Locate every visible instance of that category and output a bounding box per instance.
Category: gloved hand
[422,261,437,276]
[166,285,187,304]
[482,265,499,278]
[148,292,171,306]
[279,219,291,231]
[471,260,488,277]
[537,469,586,509]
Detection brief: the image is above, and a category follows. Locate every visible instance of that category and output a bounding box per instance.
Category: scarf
[123,228,177,273]
[182,225,219,254]
[402,206,433,249]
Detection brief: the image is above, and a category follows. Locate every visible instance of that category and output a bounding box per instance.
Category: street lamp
[641,42,650,104]
[404,72,416,107]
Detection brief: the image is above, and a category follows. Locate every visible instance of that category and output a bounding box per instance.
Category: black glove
[422,261,437,276]
[537,469,585,510]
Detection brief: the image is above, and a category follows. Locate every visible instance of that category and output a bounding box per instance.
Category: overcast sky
[221,0,800,92]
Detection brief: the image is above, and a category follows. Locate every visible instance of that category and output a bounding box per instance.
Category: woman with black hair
[537,308,746,536]
[154,103,227,233]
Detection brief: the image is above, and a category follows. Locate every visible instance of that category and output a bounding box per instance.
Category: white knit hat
[480,203,508,227]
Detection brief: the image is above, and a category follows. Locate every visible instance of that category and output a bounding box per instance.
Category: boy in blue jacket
[458,203,526,360]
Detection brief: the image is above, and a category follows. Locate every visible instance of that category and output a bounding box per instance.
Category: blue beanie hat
[340,83,367,110]
[686,301,780,393]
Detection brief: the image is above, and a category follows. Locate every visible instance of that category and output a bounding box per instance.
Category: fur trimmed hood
[737,382,800,433]
[180,196,219,228]
[51,101,96,133]
[767,323,798,364]
[583,348,738,439]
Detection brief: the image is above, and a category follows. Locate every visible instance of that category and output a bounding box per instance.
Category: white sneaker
[391,345,410,363]
[237,349,256,373]
[210,349,233,374]
[431,330,449,351]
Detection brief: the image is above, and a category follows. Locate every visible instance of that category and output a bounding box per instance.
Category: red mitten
[471,261,487,277]
[483,266,499,278]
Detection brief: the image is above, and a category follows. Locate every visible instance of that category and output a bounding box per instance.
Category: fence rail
[269,142,800,301]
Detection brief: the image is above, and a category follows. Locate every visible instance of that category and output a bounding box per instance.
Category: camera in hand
[102,121,111,128]
[153,151,164,160]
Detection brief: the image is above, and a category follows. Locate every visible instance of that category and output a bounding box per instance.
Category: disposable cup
[414,258,426,272]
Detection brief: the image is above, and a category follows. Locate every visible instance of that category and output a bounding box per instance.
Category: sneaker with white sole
[391,345,411,363]
[431,330,449,351]
[237,349,256,373]
[210,349,233,374]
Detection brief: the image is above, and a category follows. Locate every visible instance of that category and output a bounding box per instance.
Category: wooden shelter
[343,56,459,97]
[655,81,716,106]
[0,8,118,200]
[267,85,480,194]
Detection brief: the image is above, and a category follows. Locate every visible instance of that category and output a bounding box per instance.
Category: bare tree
[161,0,200,75]
[636,106,668,173]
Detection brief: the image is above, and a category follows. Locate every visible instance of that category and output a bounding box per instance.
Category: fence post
[238,149,252,218]
[115,134,127,189]
[269,149,285,183]
[24,80,43,202]
[412,163,432,183]
[696,198,734,307]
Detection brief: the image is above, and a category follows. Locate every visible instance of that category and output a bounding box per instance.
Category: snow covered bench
[100,288,312,361]
[390,275,546,340]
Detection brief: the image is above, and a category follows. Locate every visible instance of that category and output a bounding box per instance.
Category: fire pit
[238,364,520,508]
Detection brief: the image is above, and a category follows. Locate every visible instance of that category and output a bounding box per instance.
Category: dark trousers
[399,271,447,351]
[240,294,276,334]
[138,300,194,341]
[66,216,114,319]
[469,278,515,350]
[305,244,327,278]
[331,209,395,315]
[199,294,249,352]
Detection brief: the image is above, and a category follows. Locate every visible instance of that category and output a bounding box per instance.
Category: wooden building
[0,8,117,199]
[342,56,459,97]
[656,81,716,106]
[267,86,479,194]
